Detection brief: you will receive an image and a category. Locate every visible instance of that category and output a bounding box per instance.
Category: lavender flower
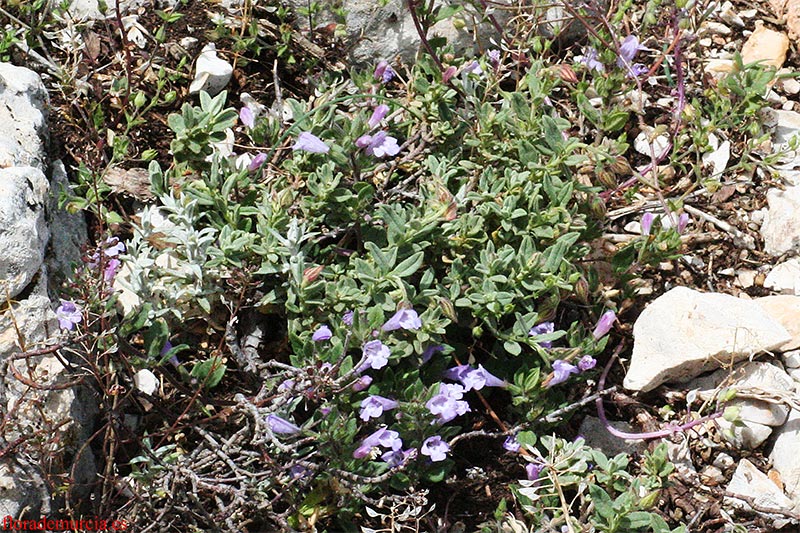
[464,60,483,76]
[353,427,402,459]
[55,301,82,330]
[426,383,470,423]
[103,237,126,257]
[503,436,520,453]
[628,63,649,77]
[547,360,579,387]
[421,435,450,462]
[577,355,597,371]
[342,310,354,326]
[355,131,401,158]
[352,375,373,392]
[488,49,501,66]
[445,364,506,391]
[267,414,301,435]
[289,465,309,479]
[677,213,690,234]
[361,339,391,370]
[421,344,444,363]
[248,152,267,172]
[104,258,121,282]
[442,66,457,83]
[529,321,555,348]
[382,448,416,467]
[368,104,390,128]
[292,132,330,153]
[374,60,395,83]
[617,35,646,67]
[360,395,399,421]
[239,106,255,128]
[525,463,543,481]
[312,325,333,342]
[575,47,604,73]
[382,309,422,331]
[641,212,655,235]
[592,310,616,340]
[161,341,180,367]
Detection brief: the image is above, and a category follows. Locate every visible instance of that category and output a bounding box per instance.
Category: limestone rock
[726,459,796,523]
[46,160,88,286]
[715,417,774,449]
[741,25,789,69]
[761,187,800,256]
[624,287,791,392]
[0,63,49,170]
[0,166,50,299]
[772,109,800,146]
[769,409,800,501]
[757,295,800,351]
[764,259,800,295]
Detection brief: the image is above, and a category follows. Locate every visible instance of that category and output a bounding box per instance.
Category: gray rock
[773,109,800,146]
[45,160,88,286]
[0,63,49,170]
[726,459,796,524]
[761,186,800,257]
[0,166,50,299]
[624,287,791,392]
[577,416,646,457]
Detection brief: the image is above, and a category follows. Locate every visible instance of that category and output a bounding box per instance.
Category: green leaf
[143,318,169,358]
[588,484,615,520]
[390,252,424,278]
[191,356,226,388]
[503,340,522,356]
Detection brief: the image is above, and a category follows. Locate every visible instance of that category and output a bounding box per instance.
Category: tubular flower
[547,360,579,387]
[56,301,82,330]
[421,435,450,462]
[266,414,301,435]
[353,427,402,459]
[382,308,422,331]
[426,383,470,423]
[359,395,399,421]
[592,310,616,339]
[312,325,333,342]
[292,132,329,153]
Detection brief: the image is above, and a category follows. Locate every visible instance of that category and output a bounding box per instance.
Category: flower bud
[574,276,589,304]
[558,63,578,84]
[596,169,617,189]
[610,156,631,176]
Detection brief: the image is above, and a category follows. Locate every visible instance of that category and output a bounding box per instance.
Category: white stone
[773,109,800,146]
[717,1,745,27]
[134,369,159,396]
[633,126,670,157]
[757,295,800,350]
[726,459,795,517]
[0,63,49,170]
[784,350,800,369]
[702,134,730,178]
[761,187,800,256]
[714,417,774,449]
[624,287,791,392]
[189,43,233,96]
[764,259,800,295]
[0,167,50,299]
[769,409,800,501]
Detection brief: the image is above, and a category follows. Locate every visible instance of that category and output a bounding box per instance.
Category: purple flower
[374,60,395,83]
[55,300,82,330]
[617,35,646,67]
[355,131,401,158]
[361,339,391,370]
[529,321,555,348]
[525,463,543,481]
[360,395,399,421]
[677,213,690,234]
[628,63,649,78]
[342,310,354,326]
[464,60,483,75]
[104,258,121,282]
[488,49,501,66]
[368,104,390,128]
[161,341,180,367]
[592,310,616,339]
[575,47,604,73]
[312,325,333,342]
[103,237,126,257]
[442,66,458,83]
[239,106,255,128]
[382,448,416,467]
[292,132,330,153]
[289,465,309,479]
[445,364,506,391]
[547,360,579,387]
[267,414,301,435]
[578,355,597,371]
[641,212,655,235]
[353,427,402,459]
[421,344,444,363]
[503,436,520,453]
[421,435,450,462]
[352,375,373,392]
[382,309,422,331]
[248,152,267,172]
[278,379,294,392]
[426,383,470,424]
